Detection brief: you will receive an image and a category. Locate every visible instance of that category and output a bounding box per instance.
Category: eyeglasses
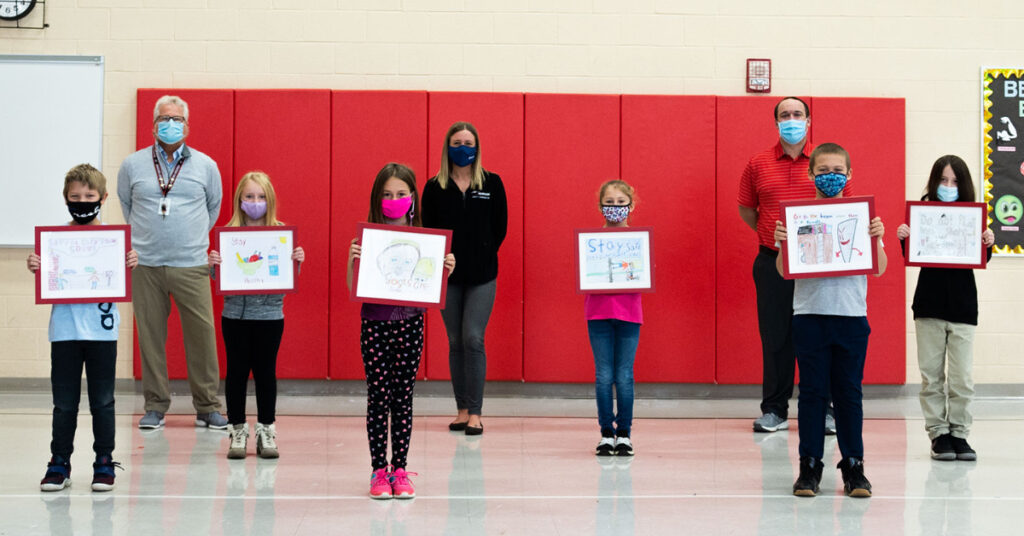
[156,115,187,124]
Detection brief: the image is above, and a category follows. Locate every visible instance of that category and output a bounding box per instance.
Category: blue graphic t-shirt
[49,302,120,342]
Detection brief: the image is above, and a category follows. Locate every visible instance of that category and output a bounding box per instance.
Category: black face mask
[68,201,102,224]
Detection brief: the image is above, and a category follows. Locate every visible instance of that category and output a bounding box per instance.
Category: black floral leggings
[361,314,423,470]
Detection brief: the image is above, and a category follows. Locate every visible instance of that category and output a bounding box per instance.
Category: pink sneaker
[390,468,417,499]
[369,468,392,499]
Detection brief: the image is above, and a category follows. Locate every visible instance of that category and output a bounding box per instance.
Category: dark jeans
[50,340,116,459]
[793,314,870,460]
[587,319,640,434]
[441,279,496,415]
[753,247,798,419]
[222,317,284,425]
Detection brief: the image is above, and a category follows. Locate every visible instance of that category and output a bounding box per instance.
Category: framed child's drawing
[351,223,453,307]
[35,225,132,304]
[213,226,298,295]
[904,201,988,269]
[779,196,878,279]
[575,227,655,293]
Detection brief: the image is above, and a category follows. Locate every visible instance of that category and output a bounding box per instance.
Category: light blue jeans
[587,319,640,434]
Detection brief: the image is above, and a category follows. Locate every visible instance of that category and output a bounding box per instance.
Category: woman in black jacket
[421,122,508,436]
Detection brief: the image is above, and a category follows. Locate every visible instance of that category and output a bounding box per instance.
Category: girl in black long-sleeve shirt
[897,155,993,462]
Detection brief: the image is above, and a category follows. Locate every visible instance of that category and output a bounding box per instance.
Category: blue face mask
[157,120,185,144]
[937,184,959,202]
[778,119,807,145]
[449,144,477,167]
[814,172,847,198]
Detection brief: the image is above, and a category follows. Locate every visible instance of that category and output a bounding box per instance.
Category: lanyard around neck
[151,145,187,197]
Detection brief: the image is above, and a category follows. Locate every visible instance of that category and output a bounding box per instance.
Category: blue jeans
[793,314,870,460]
[587,319,640,434]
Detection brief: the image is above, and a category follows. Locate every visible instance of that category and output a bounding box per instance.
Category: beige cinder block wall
[1,1,1022,382]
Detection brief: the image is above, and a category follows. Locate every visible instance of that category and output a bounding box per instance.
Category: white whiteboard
[0,55,104,246]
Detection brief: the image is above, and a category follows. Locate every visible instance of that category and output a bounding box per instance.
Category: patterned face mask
[601,204,630,223]
[814,172,847,198]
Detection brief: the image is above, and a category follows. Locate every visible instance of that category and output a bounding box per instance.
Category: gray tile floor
[1,389,1023,535]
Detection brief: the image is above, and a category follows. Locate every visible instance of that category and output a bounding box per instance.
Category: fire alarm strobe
[747,58,771,93]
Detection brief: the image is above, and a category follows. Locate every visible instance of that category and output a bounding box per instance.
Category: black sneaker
[930,433,956,461]
[40,456,71,492]
[614,430,634,457]
[949,436,977,461]
[837,458,872,498]
[792,457,823,497]
[91,455,123,492]
[595,428,615,456]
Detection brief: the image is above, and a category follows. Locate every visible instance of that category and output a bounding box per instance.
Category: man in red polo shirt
[739,97,843,434]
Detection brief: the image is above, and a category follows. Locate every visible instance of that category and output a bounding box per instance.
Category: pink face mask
[382,196,413,219]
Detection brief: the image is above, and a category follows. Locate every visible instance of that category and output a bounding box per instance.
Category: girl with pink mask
[347,163,456,499]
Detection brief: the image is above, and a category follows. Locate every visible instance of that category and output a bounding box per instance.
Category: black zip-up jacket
[421,171,508,285]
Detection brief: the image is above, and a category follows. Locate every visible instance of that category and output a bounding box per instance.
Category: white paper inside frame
[577,230,652,291]
[783,200,874,276]
[219,230,296,292]
[907,204,984,265]
[356,227,448,303]
[39,229,127,300]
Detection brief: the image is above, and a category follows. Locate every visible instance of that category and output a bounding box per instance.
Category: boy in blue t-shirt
[27,164,138,492]
[774,143,887,498]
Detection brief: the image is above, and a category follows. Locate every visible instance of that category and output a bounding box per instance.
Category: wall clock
[0,0,36,21]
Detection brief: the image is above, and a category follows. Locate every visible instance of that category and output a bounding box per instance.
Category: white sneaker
[227,423,248,459]
[614,436,634,457]
[255,423,279,459]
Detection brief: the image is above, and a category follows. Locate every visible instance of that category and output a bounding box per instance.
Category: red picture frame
[350,223,453,308]
[574,227,656,294]
[213,226,300,296]
[779,196,879,279]
[35,225,133,304]
[904,201,988,269]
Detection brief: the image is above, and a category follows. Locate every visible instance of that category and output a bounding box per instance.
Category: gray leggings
[441,279,497,415]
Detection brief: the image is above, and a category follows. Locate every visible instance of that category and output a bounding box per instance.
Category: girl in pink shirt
[587,180,643,457]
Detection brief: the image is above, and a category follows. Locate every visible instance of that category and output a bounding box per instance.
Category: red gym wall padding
[133,89,906,384]
[425,92,525,381]
[328,91,428,380]
[523,93,621,382]
[621,95,717,382]
[233,90,331,378]
[714,96,788,385]
[811,97,906,384]
[133,89,234,379]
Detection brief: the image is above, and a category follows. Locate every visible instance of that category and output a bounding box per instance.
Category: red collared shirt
[738,141,852,250]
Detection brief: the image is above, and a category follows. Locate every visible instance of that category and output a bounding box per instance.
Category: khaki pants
[915,318,975,439]
[133,265,221,414]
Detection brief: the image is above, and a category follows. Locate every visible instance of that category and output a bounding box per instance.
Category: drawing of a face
[377,241,420,283]
[836,218,858,262]
[995,194,1023,225]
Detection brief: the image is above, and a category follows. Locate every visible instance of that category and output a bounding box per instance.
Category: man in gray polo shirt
[118,95,226,429]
